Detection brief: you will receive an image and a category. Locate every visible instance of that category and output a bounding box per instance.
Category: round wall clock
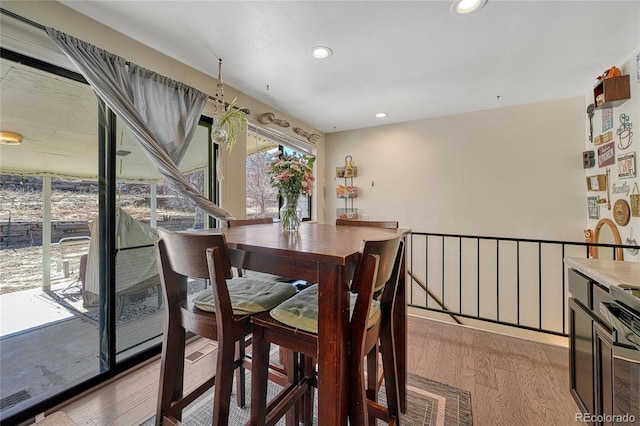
[613,199,631,226]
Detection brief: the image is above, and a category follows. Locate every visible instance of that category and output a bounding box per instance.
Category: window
[246,124,315,220]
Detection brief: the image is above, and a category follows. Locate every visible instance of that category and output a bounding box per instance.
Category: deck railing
[407,232,639,337]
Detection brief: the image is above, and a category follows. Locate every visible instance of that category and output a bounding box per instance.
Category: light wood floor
[34,315,579,426]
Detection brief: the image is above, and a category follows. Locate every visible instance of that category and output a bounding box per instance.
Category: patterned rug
[141,372,473,425]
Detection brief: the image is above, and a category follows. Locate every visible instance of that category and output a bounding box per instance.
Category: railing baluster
[496,239,499,322]
[538,242,542,331]
[441,235,445,308]
[516,241,520,326]
[476,237,480,318]
[425,234,429,309]
[459,237,462,315]
[561,243,566,335]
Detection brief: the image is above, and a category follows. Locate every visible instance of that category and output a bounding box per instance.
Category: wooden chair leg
[284,349,300,426]
[236,339,246,408]
[156,323,186,426]
[380,321,400,422]
[366,344,379,426]
[301,356,315,426]
[213,335,236,426]
[348,347,369,426]
[250,326,271,426]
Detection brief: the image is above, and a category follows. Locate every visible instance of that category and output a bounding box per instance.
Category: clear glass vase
[280,196,302,232]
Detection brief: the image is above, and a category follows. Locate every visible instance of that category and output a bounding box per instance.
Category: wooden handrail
[407,269,463,325]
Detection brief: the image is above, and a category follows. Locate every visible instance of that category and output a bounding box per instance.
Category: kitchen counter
[564,257,640,289]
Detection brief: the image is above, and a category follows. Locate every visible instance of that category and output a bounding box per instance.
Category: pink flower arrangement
[267,152,316,198]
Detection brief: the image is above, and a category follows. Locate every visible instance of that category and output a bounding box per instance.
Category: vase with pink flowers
[267,152,315,231]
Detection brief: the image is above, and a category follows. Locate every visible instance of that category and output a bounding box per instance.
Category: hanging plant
[216,97,248,152]
[211,59,248,152]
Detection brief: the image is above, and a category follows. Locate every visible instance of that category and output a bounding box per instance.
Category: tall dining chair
[337,217,405,416]
[155,228,297,426]
[227,217,306,287]
[227,217,275,227]
[249,234,403,426]
[335,218,399,229]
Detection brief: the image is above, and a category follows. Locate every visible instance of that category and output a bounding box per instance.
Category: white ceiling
[58,0,640,133]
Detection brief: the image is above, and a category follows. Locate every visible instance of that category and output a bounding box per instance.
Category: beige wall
[1,1,327,222]
[326,97,587,241]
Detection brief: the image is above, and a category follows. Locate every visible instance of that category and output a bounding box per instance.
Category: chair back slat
[379,240,405,307]
[357,235,402,294]
[227,218,274,227]
[156,228,233,280]
[336,218,399,229]
[206,246,235,325]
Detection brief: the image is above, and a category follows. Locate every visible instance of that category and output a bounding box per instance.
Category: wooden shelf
[593,75,630,109]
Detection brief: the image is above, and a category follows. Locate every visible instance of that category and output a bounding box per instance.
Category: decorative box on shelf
[337,208,358,220]
[593,75,630,109]
[586,174,607,191]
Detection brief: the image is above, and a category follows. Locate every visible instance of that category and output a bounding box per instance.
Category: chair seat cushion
[193,278,297,315]
[269,285,380,334]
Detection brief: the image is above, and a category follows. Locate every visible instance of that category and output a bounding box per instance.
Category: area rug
[141,372,472,425]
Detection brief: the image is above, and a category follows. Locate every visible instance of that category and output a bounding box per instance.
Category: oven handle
[601,301,640,348]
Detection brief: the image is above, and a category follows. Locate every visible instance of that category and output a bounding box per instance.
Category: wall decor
[336,184,357,198]
[617,152,636,178]
[257,112,290,128]
[583,150,595,168]
[602,108,613,132]
[588,196,600,219]
[587,104,595,143]
[584,229,595,257]
[606,167,611,210]
[591,218,624,260]
[612,181,632,196]
[631,182,640,217]
[586,174,607,191]
[616,113,633,150]
[602,131,613,144]
[594,134,604,145]
[613,199,631,226]
[597,142,615,168]
[292,127,320,143]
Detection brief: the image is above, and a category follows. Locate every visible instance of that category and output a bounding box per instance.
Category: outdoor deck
[0,277,166,417]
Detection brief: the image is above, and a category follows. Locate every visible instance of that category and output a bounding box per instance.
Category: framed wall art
[617,152,636,178]
[602,108,613,132]
[597,142,615,168]
[588,196,600,219]
[586,174,607,191]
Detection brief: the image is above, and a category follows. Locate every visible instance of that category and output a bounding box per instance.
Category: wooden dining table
[216,222,410,425]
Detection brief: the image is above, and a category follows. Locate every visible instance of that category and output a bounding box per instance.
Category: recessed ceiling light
[375,112,387,118]
[0,131,23,146]
[311,46,333,59]
[451,0,487,14]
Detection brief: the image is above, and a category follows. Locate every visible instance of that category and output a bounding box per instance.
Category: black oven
[601,283,640,426]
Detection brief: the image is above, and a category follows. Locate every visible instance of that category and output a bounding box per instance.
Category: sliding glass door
[0,53,102,420]
[0,37,218,425]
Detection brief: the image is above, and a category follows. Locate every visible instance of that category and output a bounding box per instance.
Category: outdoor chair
[56,236,91,279]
